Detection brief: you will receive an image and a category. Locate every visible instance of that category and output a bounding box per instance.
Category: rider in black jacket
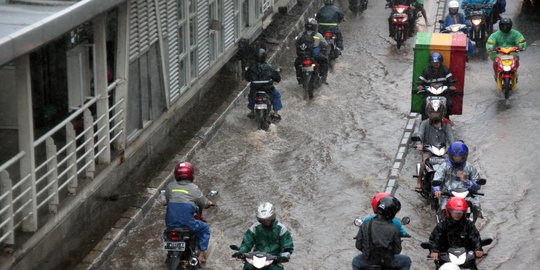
[245,49,283,119]
[353,196,411,270]
[428,197,484,268]
[316,0,344,50]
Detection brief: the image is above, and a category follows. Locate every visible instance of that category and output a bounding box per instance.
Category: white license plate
[393,13,407,18]
[164,241,186,251]
[254,104,267,110]
[302,66,314,71]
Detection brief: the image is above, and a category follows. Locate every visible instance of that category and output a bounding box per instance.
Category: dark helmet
[324,0,334,5]
[430,52,443,64]
[174,161,194,181]
[448,141,469,168]
[499,18,512,33]
[376,196,401,220]
[426,98,447,121]
[305,18,318,32]
[371,192,392,213]
[255,48,267,63]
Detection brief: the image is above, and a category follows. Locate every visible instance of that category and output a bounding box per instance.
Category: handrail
[0,152,25,172]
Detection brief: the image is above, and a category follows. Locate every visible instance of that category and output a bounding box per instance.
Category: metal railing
[0,79,125,247]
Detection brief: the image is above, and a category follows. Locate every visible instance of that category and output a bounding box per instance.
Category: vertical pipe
[83,109,95,179]
[114,2,130,151]
[66,122,78,195]
[45,138,59,213]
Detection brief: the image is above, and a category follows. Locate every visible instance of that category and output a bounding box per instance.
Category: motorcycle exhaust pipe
[189,257,199,266]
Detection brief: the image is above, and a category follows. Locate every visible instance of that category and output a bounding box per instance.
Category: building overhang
[0,0,126,66]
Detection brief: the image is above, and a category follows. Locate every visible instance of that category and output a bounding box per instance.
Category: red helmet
[174,161,194,181]
[445,197,468,217]
[371,192,392,213]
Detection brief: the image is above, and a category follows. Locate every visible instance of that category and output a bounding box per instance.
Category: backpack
[366,220,394,267]
[296,31,316,56]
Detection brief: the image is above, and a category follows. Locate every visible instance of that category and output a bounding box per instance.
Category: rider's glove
[278,252,291,262]
[232,252,244,259]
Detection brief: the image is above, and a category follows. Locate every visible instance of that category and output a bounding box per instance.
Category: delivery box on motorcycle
[411,32,467,115]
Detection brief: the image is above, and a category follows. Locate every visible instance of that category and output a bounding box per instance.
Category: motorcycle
[322,31,341,62]
[411,135,447,210]
[419,85,450,120]
[162,190,219,270]
[299,57,322,100]
[230,244,289,269]
[440,23,468,34]
[432,179,486,224]
[388,4,414,49]
[494,47,521,99]
[250,80,278,130]
[420,238,492,270]
[349,0,368,16]
[352,216,411,270]
[463,3,494,56]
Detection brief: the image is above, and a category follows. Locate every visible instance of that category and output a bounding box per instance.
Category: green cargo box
[411,32,467,115]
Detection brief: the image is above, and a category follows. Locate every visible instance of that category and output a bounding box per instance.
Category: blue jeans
[248,87,282,111]
[352,254,411,270]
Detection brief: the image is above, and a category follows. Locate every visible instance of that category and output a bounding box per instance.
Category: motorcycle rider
[415,100,454,192]
[417,52,456,119]
[486,18,526,78]
[233,202,294,270]
[316,0,344,50]
[441,1,474,57]
[386,0,425,37]
[294,18,329,85]
[428,197,484,268]
[245,48,283,119]
[353,196,412,270]
[164,161,215,264]
[362,192,409,237]
[432,141,483,219]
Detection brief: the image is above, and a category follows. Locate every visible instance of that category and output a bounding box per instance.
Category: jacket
[432,161,481,193]
[428,217,483,253]
[486,29,526,60]
[164,180,209,228]
[296,30,328,57]
[417,119,454,147]
[418,65,456,86]
[245,63,281,84]
[363,214,408,237]
[355,216,402,258]
[239,219,294,256]
[441,13,471,33]
[316,4,344,25]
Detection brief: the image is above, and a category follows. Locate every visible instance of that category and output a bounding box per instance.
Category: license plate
[302,66,314,71]
[164,241,186,251]
[393,13,407,18]
[254,104,267,110]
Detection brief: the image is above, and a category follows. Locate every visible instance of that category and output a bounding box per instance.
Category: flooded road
[101,1,540,269]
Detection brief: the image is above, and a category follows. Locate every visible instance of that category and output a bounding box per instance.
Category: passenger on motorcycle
[362,192,409,237]
[432,141,483,219]
[428,197,484,268]
[164,161,215,263]
[461,0,505,23]
[441,1,474,56]
[245,49,283,120]
[316,0,344,50]
[353,196,412,270]
[415,100,454,192]
[486,18,526,77]
[417,52,456,117]
[233,202,294,270]
[295,18,329,85]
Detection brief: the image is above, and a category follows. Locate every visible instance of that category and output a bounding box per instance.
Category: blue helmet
[430,52,443,63]
[448,141,469,168]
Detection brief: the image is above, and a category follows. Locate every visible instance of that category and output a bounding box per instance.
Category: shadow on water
[516,1,540,41]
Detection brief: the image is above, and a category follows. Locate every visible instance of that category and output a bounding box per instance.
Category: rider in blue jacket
[441,1,474,56]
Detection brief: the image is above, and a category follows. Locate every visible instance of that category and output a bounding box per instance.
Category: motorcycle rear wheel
[256,110,269,130]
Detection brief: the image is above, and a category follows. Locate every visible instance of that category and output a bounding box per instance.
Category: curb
[74,1,322,269]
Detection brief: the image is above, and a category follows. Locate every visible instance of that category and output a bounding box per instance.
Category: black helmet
[305,18,318,32]
[376,196,401,220]
[499,18,512,33]
[255,48,267,63]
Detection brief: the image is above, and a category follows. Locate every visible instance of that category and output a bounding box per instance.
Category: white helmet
[448,0,460,9]
[439,263,461,270]
[256,202,276,221]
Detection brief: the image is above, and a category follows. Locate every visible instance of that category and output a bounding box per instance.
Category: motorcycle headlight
[449,252,467,265]
[451,25,460,32]
[502,66,511,72]
[432,147,446,156]
[472,19,482,26]
[451,191,469,198]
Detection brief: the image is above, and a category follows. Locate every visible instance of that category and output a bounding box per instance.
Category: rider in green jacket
[486,18,526,60]
[236,202,294,270]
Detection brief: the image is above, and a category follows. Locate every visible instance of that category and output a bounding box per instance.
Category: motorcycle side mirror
[207,189,219,197]
[481,238,493,246]
[275,68,281,73]
[420,242,432,250]
[431,179,442,187]
[476,179,487,185]
[353,217,364,227]
[401,216,411,225]
[411,135,421,142]
[230,245,240,251]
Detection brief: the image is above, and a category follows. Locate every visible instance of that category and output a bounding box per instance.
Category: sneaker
[247,111,255,119]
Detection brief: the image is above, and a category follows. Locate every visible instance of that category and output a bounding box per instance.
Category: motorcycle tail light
[256,96,264,101]
[302,59,313,66]
[324,32,333,38]
[169,231,180,241]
